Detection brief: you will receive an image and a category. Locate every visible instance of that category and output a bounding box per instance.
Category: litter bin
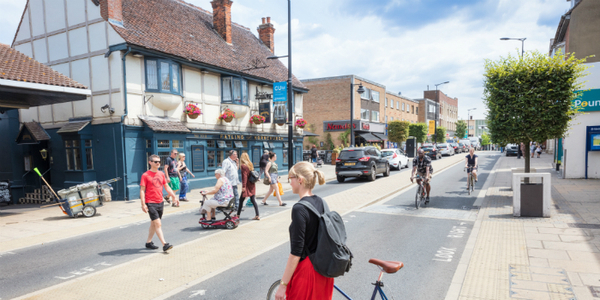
[57,181,102,218]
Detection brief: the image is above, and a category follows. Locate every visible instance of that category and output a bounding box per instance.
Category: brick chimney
[257,17,276,53]
[211,0,233,44]
[100,0,124,26]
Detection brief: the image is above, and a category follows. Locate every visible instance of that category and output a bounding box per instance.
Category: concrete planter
[512,173,551,217]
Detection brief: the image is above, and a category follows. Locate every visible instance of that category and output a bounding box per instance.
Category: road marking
[447,226,467,238]
[55,262,112,280]
[433,247,456,262]
[0,251,15,258]
[189,290,206,298]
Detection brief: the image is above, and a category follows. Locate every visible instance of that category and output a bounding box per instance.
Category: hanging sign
[259,102,271,123]
[273,82,287,124]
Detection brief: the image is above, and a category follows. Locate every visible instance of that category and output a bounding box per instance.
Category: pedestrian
[199,169,234,222]
[310,144,318,167]
[141,154,176,252]
[259,149,269,180]
[238,153,260,220]
[536,144,542,158]
[274,161,330,300]
[177,153,195,202]
[530,142,536,158]
[261,152,286,206]
[222,150,241,209]
[518,143,523,159]
[164,149,181,207]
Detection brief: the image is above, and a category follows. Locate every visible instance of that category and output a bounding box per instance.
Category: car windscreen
[438,144,448,147]
[380,151,394,157]
[421,147,433,151]
[339,150,364,159]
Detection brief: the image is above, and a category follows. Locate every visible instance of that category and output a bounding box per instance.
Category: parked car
[451,143,462,154]
[335,146,390,183]
[458,142,468,153]
[437,143,454,156]
[505,144,519,156]
[381,149,409,170]
[460,140,472,150]
[468,137,481,150]
[421,145,442,160]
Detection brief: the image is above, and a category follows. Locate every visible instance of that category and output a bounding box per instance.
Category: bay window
[145,58,181,94]
[222,77,248,105]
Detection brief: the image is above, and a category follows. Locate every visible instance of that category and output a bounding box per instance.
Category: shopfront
[323,120,386,147]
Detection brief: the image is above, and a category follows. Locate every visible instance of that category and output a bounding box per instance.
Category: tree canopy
[455,120,467,139]
[434,127,447,143]
[409,123,428,143]
[481,132,491,146]
[387,121,410,144]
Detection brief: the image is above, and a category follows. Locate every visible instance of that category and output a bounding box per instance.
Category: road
[164,152,500,299]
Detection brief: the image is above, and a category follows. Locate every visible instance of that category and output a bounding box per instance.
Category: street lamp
[433,81,449,143]
[266,0,294,171]
[467,108,477,137]
[350,82,365,147]
[500,37,526,58]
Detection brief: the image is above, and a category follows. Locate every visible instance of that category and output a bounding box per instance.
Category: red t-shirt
[140,170,166,204]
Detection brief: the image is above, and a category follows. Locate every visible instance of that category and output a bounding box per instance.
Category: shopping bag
[273,182,284,196]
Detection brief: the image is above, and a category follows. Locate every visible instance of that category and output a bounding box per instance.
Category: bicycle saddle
[368,258,404,274]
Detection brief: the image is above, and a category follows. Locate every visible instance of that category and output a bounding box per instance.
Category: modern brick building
[384,92,419,124]
[423,90,459,136]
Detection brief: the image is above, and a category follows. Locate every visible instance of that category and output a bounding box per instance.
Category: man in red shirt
[141,154,177,252]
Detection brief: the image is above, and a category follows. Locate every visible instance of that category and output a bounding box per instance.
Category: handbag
[248,170,259,183]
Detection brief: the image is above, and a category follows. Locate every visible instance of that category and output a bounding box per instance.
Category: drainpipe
[120,47,131,200]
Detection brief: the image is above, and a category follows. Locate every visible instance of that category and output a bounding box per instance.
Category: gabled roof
[0,43,87,89]
[140,117,191,133]
[106,0,305,89]
[24,122,51,141]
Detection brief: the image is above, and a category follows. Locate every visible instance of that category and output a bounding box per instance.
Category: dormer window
[221,77,248,105]
[145,58,181,95]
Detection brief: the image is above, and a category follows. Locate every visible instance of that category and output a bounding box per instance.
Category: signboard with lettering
[428,120,435,135]
[191,145,205,172]
[323,120,359,132]
[273,82,287,124]
[259,102,271,123]
[572,89,600,112]
[255,86,273,100]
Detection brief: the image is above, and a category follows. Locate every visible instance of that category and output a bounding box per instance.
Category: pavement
[2,152,600,300]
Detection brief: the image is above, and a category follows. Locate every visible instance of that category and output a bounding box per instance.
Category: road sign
[428,120,435,135]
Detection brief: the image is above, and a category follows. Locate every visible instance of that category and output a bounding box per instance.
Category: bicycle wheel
[415,186,421,209]
[266,280,280,300]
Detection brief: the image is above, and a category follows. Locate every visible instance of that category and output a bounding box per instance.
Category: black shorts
[147,202,164,221]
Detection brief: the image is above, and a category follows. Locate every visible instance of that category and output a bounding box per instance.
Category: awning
[57,121,90,134]
[358,132,381,142]
[372,132,387,141]
[140,117,191,133]
[303,131,320,137]
[16,122,50,144]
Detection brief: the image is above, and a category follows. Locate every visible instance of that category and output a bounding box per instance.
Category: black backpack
[248,170,259,183]
[297,200,353,278]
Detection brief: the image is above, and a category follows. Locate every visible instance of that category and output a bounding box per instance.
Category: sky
[0,0,572,120]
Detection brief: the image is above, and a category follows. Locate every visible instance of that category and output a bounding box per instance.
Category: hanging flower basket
[219,108,236,123]
[277,122,285,126]
[249,114,266,125]
[295,118,307,128]
[184,103,201,119]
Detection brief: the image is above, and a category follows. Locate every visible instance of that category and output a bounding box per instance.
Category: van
[468,137,480,150]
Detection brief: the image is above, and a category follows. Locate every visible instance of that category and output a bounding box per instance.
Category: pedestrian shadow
[42,213,103,221]
[181,226,203,232]
[98,248,152,256]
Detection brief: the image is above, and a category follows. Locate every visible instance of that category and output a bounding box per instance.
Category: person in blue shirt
[465,147,479,187]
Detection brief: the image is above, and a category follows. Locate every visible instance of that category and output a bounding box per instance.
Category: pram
[316,157,324,168]
[198,194,240,229]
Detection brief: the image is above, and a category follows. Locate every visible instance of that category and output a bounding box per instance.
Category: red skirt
[286,257,334,300]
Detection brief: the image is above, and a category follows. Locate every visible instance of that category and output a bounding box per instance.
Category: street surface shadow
[488,214,514,219]
[180,226,203,232]
[98,248,154,256]
[43,213,103,221]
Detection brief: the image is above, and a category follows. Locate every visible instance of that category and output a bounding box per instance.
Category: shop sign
[255,87,272,100]
[191,145,205,172]
[323,120,359,132]
[362,123,370,130]
[572,89,600,112]
[259,102,271,123]
[273,82,287,124]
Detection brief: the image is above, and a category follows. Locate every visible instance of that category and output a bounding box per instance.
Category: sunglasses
[151,160,161,163]
[289,175,297,179]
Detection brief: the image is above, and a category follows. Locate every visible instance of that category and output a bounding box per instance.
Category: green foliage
[325,132,335,150]
[434,127,447,143]
[338,128,351,145]
[305,124,319,149]
[455,120,467,139]
[409,123,428,143]
[481,133,491,146]
[483,50,588,171]
[387,121,410,144]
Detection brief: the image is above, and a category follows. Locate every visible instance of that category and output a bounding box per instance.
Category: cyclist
[410,149,432,204]
[465,147,479,189]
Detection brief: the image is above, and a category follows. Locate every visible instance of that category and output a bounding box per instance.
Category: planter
[331,152,338,165]
[297,125,305,129]
[253,119,263,125]
[520,183,544,217]
[188,113,200,119]
[224,116,234,123]
[512,172,551,217]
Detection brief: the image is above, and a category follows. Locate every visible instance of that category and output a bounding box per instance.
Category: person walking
[530,142,536,158]
[261,152,286,206]
[274,161,330,300]
[238,153,260,220]
[259,150,270,180]
[222,150,241,208]
[536,144,543,158]
[177,153,195,202]
[310,145,318,167]
[164,149,181,207]
[141,154,176,252]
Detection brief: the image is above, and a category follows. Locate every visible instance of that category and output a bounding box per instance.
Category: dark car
[451,143,462,154]
[505,144,519,156]
[335,146,390,183]
[421,145,442,160]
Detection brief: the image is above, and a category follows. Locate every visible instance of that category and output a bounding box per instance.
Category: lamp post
[433,81,449,143]
[500,37,526,58]
[350,81,365,147]
[467,108,477,137]
[267,0,294,171]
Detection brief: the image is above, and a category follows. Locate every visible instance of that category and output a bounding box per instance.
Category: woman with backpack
[275,161,331,300]
[238,153,260,220]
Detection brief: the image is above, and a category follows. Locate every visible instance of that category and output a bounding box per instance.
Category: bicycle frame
[334,271,390,300]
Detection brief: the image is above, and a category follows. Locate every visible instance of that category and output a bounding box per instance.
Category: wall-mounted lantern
[40,148,48,160]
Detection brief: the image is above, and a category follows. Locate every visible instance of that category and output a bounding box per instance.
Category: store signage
[323,120,359,132]
[273,82,287,124]
[191,145,205,172]
[255,87,272,100]
[572,89,600,112]
[259,102,271,123]
[428,120,435,135]
[362,123,370,130]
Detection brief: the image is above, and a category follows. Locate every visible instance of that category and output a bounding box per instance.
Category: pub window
[263,141,271,149]
[157,151,170,171]
[85,139,94,170]
[225,141,233,148]
[361,109,369,121]
[146,140,152,148]
[145,58,181,94]
[65,140,82,171]
[157,140,170,148]
[217,141,227,148]
[221,77,248,105]
[371,91,380,103]
[216,151,224,167]
[207,151,216,168]
[234,141,244,148]
[283,149,288,165]
[172,140,183,148]
[207,140,216,148]
[269,142,276,148]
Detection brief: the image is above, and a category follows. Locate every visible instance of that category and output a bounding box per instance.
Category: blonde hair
[178,153,186,160]
[240,152,254,171]
[289,161,325,190]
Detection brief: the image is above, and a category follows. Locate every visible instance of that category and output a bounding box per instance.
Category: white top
[222,157,240,185]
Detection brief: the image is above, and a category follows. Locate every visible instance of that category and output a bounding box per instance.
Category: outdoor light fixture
[101,104,115,114]
[500,37,526,58]
[40,148,48,160]
[433,81,450,143]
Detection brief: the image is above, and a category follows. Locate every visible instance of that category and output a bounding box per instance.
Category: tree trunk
[524,142,531,184]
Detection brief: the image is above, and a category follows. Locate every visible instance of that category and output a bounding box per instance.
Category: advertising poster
[259,102,271,123]
[273,82,287,124]
[591,133,600,151]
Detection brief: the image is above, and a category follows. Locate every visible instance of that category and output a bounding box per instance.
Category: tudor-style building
[9,0,307,200]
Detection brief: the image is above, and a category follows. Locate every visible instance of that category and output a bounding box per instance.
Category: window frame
[371,110,379,122]
[371,90,380,103]
[144,58,182,95]
[221,76,249,105]
[361,109,370,121]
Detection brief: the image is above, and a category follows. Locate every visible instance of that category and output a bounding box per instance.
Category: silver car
[380,149,409,170]
[437,143,454,156]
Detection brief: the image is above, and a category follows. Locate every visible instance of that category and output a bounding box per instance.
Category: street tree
[455,120,467,139]
[387,121,410,144]
[483,50,587,173]
[434,127,447,143]
[481,132,491,147]
[409,123,428,144]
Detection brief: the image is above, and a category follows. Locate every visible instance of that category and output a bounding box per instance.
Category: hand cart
[51,177,121,218]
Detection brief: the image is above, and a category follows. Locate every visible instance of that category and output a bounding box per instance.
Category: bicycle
[465,166,475,195]
[266,258,403,300]
[414,175,427,209]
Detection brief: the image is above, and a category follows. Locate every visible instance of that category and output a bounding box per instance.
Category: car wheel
[337,176,345,183]
[384,164,390,177]
[368,167,376,181]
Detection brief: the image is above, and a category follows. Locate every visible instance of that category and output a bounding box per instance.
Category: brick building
[301,75,387,148]
[416,98,439,135]
[384,92,419,124]
[423,90,459,136]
